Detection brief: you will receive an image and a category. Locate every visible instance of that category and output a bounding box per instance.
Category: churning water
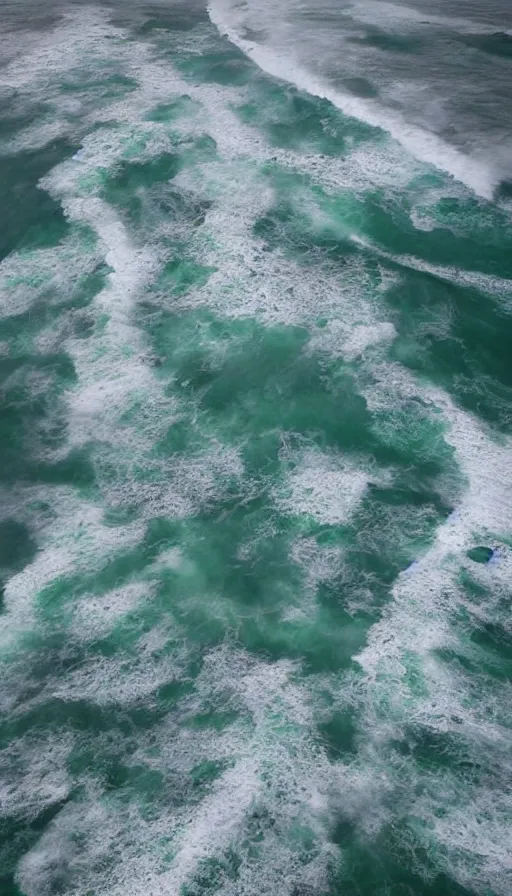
[0,1,511,894]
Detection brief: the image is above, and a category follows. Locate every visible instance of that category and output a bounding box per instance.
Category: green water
[0,4,511,896]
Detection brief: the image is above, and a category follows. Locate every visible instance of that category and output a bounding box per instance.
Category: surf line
[207,0,495,200]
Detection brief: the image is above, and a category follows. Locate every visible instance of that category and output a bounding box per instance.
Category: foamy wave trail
[0,2,511,896]
[207,0,500,198]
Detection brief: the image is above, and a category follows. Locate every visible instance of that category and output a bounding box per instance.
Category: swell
[207,0,497,199]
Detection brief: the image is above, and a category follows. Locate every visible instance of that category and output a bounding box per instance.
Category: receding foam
[208,0,497,198]
[276,448,377,526]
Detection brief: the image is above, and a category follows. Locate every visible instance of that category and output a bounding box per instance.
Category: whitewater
[0,1,511,895]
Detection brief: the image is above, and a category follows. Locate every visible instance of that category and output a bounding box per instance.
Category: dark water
[0,1,511,895]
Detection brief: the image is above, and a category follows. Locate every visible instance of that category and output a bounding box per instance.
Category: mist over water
[0,1,511,895]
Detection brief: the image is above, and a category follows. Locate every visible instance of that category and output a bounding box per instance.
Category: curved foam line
[350,233,512,301]
[207,0,496,199]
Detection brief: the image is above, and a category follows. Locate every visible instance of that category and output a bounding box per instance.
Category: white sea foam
[342,0,505,34]
[4,7,512,896]
[0,66,251,682]
[345,359,512,892]
[171,157,396,336]
[70,582,150,639]
[1,8,126,91]
[290,534,345,598]
[0,491,145,645]
[309,318,397,360]
[208,0,497,198]
[0,230,104,320]
[16,648,339,896]
[49,647,184,707]
[358,368,512,679]
[0,733,74,819]
[351,233,512,302]
[276,448,376,526]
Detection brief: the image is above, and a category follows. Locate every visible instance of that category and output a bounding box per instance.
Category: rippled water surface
[0,1,511,894]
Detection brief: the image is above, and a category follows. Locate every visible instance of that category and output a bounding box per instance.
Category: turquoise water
[0,3,511,895]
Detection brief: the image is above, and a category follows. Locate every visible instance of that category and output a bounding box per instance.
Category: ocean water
[0,1,511,894]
